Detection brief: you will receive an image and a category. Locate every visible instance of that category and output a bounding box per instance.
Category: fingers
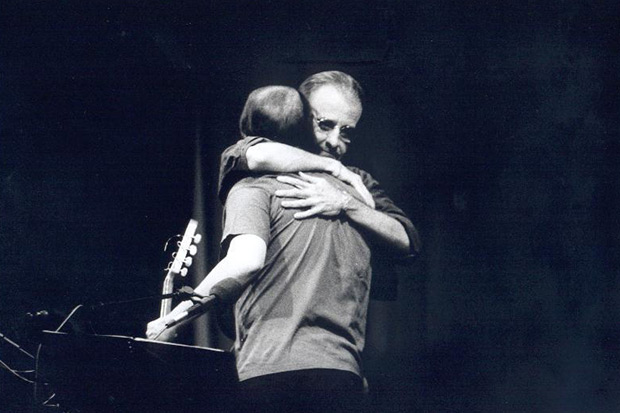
[335,168,356,185]
[276,172,373,216]
[277,173,325,189]
[146,327,162,340]
[146,324,176,342]
[297,171,322,183]
[276,175,306,188]
[281,199,313,208]
[353,182,375,208]
[361,193,375,208]
[146,319,167,340]
[275,188,305,198]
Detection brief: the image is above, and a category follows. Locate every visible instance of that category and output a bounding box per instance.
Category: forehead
[307,85,362,125]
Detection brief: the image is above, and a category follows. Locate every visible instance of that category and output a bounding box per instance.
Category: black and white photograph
[1,1,619,412]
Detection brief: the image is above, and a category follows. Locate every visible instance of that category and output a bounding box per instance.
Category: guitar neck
[160,273,175,318]
[159,219,199,318]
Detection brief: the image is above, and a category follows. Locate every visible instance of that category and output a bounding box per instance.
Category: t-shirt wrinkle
[223,174,371,381]
[218,136,420,301]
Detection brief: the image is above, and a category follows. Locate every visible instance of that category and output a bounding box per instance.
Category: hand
[331,163,375,209]
[146,317,177,342]
[275,172,356,219]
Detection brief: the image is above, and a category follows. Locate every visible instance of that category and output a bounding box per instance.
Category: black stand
[36,330,238,413]
[51,287,198,335]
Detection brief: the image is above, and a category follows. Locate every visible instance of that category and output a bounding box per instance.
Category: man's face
[306,85,362,160]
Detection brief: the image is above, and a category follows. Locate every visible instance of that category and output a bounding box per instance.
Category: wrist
[169,300,192,318]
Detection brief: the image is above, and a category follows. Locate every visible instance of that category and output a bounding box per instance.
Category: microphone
[164,278,244,329]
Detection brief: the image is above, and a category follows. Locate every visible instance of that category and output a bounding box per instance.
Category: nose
[324,129,340,149]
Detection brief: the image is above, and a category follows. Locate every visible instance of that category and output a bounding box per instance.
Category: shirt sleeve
[218,136,272,203]
[217,178,271,340]
[348,167,421,301]
[220,178,271,257]
[349,167,421,259]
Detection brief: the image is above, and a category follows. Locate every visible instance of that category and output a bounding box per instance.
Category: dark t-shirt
[218,136,420,300]
[223,174,372,381]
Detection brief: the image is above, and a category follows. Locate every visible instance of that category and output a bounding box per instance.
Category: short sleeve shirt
[218,137,421,300]
[222,174,372,381]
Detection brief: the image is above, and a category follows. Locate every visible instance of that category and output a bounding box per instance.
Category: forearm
[193,255,258,297]
[246,142,340,174]
[162,256,253,321]
[275,173,409,252]
[342,194,411,255]
[165,235,265,319]
[245,143,376,208]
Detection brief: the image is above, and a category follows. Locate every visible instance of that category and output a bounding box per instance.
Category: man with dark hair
[148,85,379,412]
[145,86,307,344]
[219,71,376,210]
[214,72,420,412]
[220,70,420,277]
[238,85,306,145]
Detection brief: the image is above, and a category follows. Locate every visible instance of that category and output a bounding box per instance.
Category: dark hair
[298,71,364,106]
[239,86,305,142]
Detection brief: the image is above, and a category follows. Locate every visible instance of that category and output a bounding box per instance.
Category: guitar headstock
[165,219,202,278]
[160,219,201,318]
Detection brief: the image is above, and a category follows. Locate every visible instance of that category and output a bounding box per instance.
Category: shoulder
[222,136,272,155]
[220,136,273,168]
[218,136,274,203]
[227,175,294,204]
[229,175,278,193]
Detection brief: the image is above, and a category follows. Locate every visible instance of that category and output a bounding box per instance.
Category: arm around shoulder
[246,141,339,173]
[247,143,375,207]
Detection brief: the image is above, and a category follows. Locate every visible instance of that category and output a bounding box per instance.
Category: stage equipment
[36,330,238,413]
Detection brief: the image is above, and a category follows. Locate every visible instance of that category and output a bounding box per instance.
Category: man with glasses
[214,73,419,412]
[219,71,420,266]
[149,84,406,412]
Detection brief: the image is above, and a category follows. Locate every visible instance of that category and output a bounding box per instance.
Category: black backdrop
[1,1,620,412]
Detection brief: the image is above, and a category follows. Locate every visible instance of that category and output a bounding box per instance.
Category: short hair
[298,71,364,106]
[239,86,305,141]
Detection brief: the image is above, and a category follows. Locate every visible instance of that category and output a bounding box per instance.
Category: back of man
[222,172,371,412]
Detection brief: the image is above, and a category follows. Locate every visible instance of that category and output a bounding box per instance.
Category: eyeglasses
[313,116,356,143]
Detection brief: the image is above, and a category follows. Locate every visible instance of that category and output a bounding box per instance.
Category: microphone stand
[54,286,198,334]
[88,286,197,311]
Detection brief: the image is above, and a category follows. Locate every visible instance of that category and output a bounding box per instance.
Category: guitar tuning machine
[184,257,193,267]
[180,267,189,277]
[193,234,202,244]
[188,245,198,256]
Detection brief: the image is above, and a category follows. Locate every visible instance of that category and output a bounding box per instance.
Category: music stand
[36,330,238,413]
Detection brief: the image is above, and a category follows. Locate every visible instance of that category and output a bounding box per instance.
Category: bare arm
[276,173,410,255]
[339,192,410,254]
[146,234,266,341]
[246,142,375,208]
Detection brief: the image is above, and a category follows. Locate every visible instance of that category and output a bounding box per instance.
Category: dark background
[1,1,619,411]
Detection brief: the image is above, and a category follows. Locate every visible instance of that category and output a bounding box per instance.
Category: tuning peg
[184,257,193,267]
[180,268,188,277]
[188,245,198,256]
[193,234,202,244]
